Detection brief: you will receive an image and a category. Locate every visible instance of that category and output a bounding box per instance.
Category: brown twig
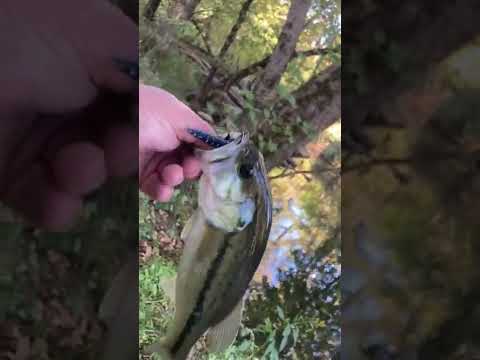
[197,0,255,104]
[274,225,294,243]
[224,47,338,91]
[191,18,213,55]
[269,170,314,180]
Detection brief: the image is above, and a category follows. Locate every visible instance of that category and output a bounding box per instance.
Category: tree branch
[143,0,162,22]
[167,0,202,20]
[274,225,294,243]
[191,18,213,55]
[197,0,255,104]
[218,0,255,59]
[265,64,341,170]
[255,0,313,102]
[224,46,338,91]
[269,170,314,180]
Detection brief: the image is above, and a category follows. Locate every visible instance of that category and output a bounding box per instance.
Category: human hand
[139,84,215,202]
[0,0,138,231]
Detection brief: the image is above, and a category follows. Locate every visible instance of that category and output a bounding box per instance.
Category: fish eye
[238,163,254,179]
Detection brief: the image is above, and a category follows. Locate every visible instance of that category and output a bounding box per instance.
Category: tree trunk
[143,0,162,22]
[265,64,341,170]
[225,46,337,91]
[168,0,202,20]
[255,0,313,102]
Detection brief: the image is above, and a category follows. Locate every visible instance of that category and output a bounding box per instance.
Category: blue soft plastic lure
[187,128,233,148]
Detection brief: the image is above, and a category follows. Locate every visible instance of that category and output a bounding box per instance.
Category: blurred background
[342,3,480,358]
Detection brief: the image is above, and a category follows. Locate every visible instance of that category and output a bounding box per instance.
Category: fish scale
[169,220,258,360]
[171,232,234,356]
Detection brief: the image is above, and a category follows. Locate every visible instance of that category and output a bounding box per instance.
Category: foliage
[140,0,341,158]
[137,247,341,360]
[238,248,340,360]
[139,258,176,351]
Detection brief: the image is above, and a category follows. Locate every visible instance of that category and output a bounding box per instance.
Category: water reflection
[254,123,341,286]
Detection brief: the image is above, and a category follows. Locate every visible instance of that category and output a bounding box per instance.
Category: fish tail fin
[205,297,245,354]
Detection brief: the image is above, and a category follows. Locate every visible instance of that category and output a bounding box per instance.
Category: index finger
[140,85,216,149]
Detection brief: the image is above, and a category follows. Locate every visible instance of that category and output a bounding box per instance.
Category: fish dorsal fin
[205,297,245,354]
[159,275,177,304]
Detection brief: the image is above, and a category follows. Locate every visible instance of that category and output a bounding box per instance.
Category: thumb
[139,84,215,153]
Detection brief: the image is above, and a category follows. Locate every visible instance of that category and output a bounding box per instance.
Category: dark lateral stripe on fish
[187,128,229,148]
[171,233,234,355]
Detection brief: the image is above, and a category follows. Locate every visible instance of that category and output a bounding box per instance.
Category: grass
[139,258,176,357]
[139,189,175,358]
[139,185,186,359]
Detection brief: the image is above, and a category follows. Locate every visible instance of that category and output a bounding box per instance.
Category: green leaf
[276,305,285,320]
[248,108,257,122]
[277,84,289,98]
[292,327,299,345]
[279,325,291,352]
[237,340,251,352]
[244,90,255,102]
[266,140,278,153]
[263,108,271,119]
[286,95,296,107]
[269,347,279,360]
[264,341,276,358]
[285,125,293,137]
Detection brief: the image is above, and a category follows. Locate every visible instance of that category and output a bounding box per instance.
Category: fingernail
[187,128,229,148]
[113,58,139,81]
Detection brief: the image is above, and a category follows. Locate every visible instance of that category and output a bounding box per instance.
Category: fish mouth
[189,129,249,165]
[187,128,248,148]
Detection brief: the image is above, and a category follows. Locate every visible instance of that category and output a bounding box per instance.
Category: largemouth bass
[146,130,272,359]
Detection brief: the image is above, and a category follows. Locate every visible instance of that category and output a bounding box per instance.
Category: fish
[146,130,273,360]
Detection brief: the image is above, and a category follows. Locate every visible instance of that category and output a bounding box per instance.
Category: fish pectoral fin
[205,297,245,354]
[159,275,177,304]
